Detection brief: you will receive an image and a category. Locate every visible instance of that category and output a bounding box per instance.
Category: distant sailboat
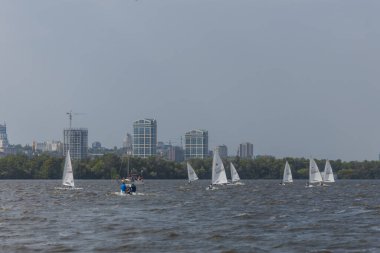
[322,160,335,184]
[230,162,244,185]
[281,161,293,185]
[55,150,82,190]
[187,162,199,183]
[307,159,323,187]
[206,150,228,190]
[62,150,75,187]
[124,156,144,185]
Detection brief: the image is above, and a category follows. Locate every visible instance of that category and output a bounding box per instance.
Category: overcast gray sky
[1,0,380,161]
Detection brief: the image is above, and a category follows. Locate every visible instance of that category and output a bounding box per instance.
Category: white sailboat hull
[112,191,144,196]
[54,186,83,190]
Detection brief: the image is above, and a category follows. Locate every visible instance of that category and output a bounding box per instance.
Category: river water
[1,180,380,252]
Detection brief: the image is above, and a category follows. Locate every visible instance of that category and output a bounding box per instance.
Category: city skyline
[1,119,252,158]
[1,1,380,161]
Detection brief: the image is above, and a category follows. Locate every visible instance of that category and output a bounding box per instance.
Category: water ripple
[1,180,380,252]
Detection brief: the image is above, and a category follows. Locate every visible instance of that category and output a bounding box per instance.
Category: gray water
[1,180,380,253]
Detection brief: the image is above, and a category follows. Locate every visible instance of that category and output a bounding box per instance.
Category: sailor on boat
[120,180,127,194]
[126,185,131,194]
[120,179,136,194]
[130,183,136,193]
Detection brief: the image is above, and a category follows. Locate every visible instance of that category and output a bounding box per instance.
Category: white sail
[62,150,75,187]
[323,160,335,183]
[187,162,199,182]
[230,162,241,183]
[282,161,293,183]
[309,159,322,184]
[211,150,228,185]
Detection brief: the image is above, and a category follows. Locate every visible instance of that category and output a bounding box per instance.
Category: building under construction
[63,128,88,160]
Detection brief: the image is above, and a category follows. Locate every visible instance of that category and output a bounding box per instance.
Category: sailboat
[55,150,82,190]
[187,162,199,183]
[206,150,228,190]
[307,158,323,187]
[126,156,144,185]
[322,160,335,184]
[281,161,293,185]
[230,162,244,185]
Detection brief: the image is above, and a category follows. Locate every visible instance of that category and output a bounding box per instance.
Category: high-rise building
[63,128,88,160]
[238,142,254,159]
[0,123,9,153]
[184,129,208,160]
[133,119,157,158]
[216,145,228,158]
[168,146,184,162]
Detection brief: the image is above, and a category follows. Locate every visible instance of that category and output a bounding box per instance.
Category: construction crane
[66,110,86,128]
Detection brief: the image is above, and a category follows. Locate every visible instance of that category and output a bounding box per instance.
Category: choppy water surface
[1,180,380,252]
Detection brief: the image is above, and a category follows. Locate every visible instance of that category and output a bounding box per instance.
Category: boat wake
[111,192,145,196]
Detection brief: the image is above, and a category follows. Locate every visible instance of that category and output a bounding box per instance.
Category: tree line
[1,153,380,180]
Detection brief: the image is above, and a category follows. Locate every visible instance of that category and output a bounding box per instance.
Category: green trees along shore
[1,153,380,180]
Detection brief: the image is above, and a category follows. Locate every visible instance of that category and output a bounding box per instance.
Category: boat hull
[54,186,83,190]
[112,192,143,196]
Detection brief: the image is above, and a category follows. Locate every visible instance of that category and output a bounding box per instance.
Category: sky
[1,0,380,161]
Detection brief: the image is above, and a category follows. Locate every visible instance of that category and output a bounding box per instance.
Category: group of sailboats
[281,159,336,187]
[187,150,244,189]
[58,148,335,191]
[57,151,145,192]
[307,159,335,187]
[209,150,244,189]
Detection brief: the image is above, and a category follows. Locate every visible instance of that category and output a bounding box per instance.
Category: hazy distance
[1,0,380,161]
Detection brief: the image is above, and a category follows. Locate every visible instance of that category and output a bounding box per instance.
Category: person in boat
[124,183,131,194]
[120,180,127,193]
[208,184,213,189]
[130,183,136,193]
